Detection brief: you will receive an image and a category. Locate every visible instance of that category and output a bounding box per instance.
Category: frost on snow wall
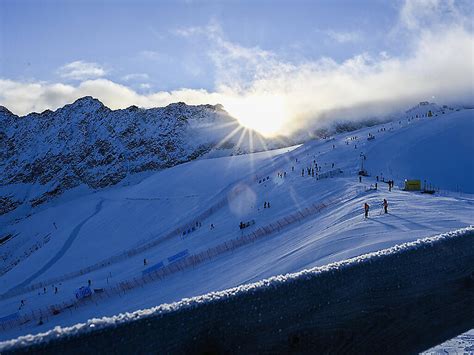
[1,226,473,354]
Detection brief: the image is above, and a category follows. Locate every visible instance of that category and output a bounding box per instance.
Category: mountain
[0,97,270,215]
[0,107,471,343]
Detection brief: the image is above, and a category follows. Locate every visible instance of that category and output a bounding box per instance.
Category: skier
[332,163,334,168]
[88,279,91,287]
[301,169,304,177]
[383,199,388,214]
[376,176,379,182]
[364,203,370,218]
[389,181,392,192]
[144,258,147,266]
[264,202,267,209]
[268,202,271,208]
[359,176,362,183]
[55,287,58,294]
[375,183,378,190]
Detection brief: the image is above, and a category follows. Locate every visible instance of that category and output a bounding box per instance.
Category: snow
[0,107,473,345]
[0,225,471,352]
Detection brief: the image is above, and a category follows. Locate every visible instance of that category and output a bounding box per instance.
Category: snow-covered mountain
[0,105,472,345]
[0,97,270,215]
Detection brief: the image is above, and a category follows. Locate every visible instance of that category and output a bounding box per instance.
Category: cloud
[139,50,161,60]
[324,30,362,43]
[2,1,473,136]
[57,61,107,80]
[121,73,150,82]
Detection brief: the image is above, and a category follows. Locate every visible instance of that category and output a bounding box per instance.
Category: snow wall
[2,227,473,354]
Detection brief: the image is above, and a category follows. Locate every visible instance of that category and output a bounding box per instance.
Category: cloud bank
[1,0,473,136]
[57,61,107,80]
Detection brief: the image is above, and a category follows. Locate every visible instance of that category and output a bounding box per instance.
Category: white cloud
[324,30,362,43]
[57,60,107,80]
[139,83,152,90]
[121,73,150,82]
[139,50,161,60]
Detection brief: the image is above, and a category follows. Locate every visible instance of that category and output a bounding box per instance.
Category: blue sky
[2,0,398,89]
[0,0,473,135]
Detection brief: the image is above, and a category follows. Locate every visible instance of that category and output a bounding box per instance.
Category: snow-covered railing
[1,226,472,353]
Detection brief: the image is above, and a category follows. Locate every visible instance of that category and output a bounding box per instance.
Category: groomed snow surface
[0,108,473,348]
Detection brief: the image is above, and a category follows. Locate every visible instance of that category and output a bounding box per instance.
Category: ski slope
[0,108,473,341]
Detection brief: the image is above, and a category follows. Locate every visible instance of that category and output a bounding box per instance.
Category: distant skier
[375,183,378,190]
[376,176,379,182]
[88,280,91,287]
[364,203,370,218]
[55,287,58,294]
[383,199,388,214]
[332,163,334,168]
[144,258,147,266]
[389,181,392,192]
[359,176,362,183]
[268,202,271,208]
[264,202,267,209]
[302,169,304,177]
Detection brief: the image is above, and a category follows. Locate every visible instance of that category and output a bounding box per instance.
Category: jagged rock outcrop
[0,97,267,212]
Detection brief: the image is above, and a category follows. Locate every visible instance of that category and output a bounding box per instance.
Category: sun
[223,95,287,137]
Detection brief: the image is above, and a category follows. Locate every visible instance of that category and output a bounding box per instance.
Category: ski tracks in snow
[3,199,104,296]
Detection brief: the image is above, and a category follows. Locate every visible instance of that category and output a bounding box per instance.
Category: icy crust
[1,225,472,351]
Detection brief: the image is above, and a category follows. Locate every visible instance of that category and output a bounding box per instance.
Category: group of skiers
[263,201,271,208]
[364,199,389,218]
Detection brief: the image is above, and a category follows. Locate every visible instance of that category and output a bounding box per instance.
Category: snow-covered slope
[0,97,270,217]
[0,107,472,342]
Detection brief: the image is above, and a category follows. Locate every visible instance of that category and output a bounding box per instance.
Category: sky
[0,0,473,135]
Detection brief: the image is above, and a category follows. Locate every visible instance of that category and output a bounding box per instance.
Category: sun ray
[212,125,243,151]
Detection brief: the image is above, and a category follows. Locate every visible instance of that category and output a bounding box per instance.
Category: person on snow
[364,203,370,218]
[264,202,267,209]
[268,202,271,208]
[359,176,362,183]
[302,169,304,177]
[55,287,58,294]
[144,258,148,266]
[383,199,388,214]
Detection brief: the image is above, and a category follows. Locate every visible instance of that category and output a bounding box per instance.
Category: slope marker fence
[2,151,339,302]
[0,196,340,333]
